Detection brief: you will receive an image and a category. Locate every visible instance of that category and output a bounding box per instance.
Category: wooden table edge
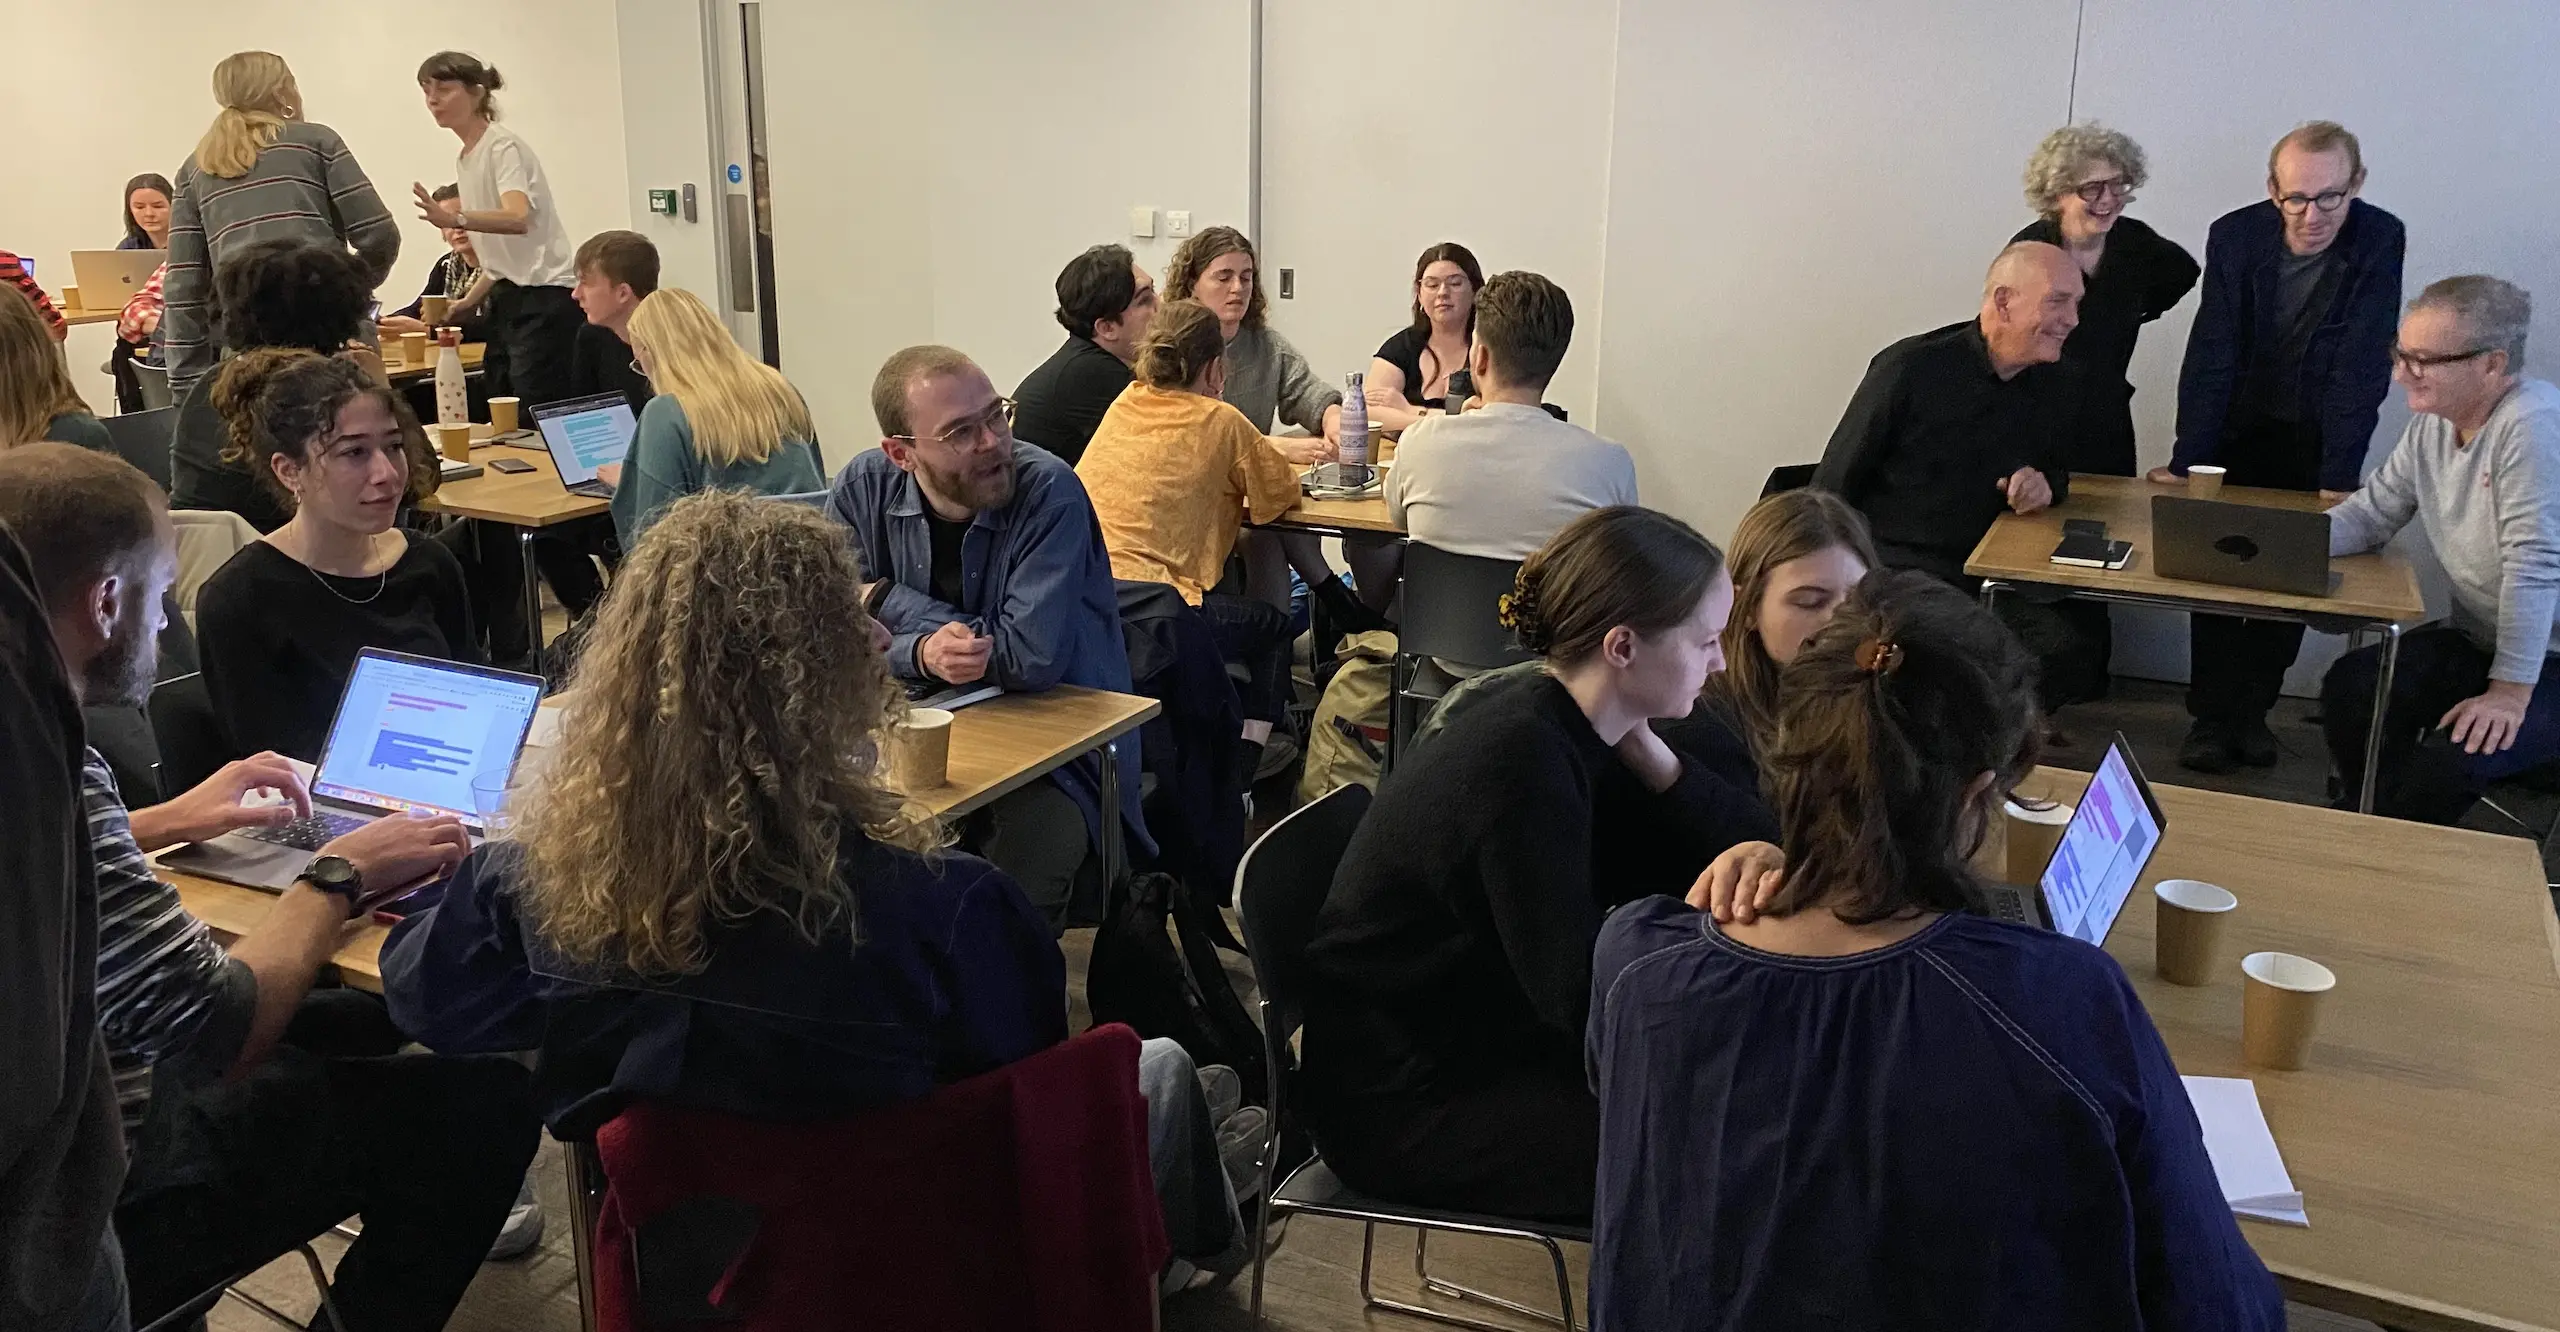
[2271,1266,2558,1332]
[915,696,1160,821]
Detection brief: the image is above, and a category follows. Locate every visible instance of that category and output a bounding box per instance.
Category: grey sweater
[1221,324,1342,435]
[2329,378,2560,682]
[164,121,402,396]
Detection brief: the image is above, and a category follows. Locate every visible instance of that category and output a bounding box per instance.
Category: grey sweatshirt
[1221,324,1342,435]
[2328,377,2560,682]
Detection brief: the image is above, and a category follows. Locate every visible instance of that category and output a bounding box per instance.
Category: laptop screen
[533,393,638,485]
[311,650,545,826]
[2037,739,2166,946]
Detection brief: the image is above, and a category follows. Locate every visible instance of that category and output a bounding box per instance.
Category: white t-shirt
[1385,402,1640,560]
[456,123,576,288]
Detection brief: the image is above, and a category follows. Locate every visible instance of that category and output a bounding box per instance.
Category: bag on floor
[1296,630,1398,803]
[1088,871,1271,1106]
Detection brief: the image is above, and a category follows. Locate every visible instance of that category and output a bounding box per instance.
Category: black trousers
[2188,410,2324,725]
[481,280,584,410]
[2322,626,2560,824]
[1313,1070,1598,1227]
[116,991,540,1332]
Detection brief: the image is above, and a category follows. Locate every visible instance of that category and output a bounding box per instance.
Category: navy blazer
[2171,198,2405,492]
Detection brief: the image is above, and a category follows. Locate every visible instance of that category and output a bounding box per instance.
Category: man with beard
[827,346,1151,931]
[0,444,539,1330]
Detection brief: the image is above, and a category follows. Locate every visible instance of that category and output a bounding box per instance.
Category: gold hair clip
[1495,591,1522,631]
[1855,638,1906,676]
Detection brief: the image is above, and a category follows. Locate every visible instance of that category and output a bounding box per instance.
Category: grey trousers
[1138,1037,1247,1273]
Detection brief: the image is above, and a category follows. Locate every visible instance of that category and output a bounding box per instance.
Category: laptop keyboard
[240,810,371,852]
[1987,890,2030,923]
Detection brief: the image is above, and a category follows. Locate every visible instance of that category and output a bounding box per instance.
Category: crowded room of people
[8,3,2559,1330]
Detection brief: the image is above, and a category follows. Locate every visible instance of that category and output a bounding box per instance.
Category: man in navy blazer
[2153,121,2405,773]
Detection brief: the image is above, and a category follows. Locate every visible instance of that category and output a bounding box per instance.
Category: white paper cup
[2153,880,2237,986]
[2241,951,2336,1070]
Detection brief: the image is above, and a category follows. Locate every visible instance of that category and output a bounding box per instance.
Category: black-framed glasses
[2276,190,2351,216]
[2393,345,2496,374]
[2073,178,2134,204]
[891,397,1017,449]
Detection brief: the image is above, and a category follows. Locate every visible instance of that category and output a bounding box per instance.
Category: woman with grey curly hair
[2010,123,2200,477]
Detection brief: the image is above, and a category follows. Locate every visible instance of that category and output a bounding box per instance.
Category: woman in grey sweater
[164,51,401,398]
[1165,226,1343,440]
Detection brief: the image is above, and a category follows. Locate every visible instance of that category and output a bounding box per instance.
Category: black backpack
[1087,871,1270,1104]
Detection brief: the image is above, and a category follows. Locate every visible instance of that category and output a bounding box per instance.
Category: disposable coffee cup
[2186,465,2226,499]
[399,331,430,366]
[488,396,521,434]
[2241,951,2335,1070]
[421,294,452,325]
[433,422,474,463]
[888,707,955,791]
[2002,798,2074,886]
[2153,879,2237,986]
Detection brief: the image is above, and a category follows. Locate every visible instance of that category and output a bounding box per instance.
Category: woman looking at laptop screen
[596,288,821,547]
[111,172,176,412]
[197,350,478,760]
[1585,571,2281,1330]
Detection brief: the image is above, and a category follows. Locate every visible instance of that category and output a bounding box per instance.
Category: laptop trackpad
[162,833,309,890]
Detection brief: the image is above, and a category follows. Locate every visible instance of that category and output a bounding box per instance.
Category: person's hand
[919,621,993,684]
[378,314,428,336]
[2000,467,2054,515]
[1273,435,1333,468]
[1362,384,1408,414]
[137,309,161,336]
[2319,488,2353,506]
[337,345,388,387]
[1614,723,1683,794]
[412,182,462,230]
[151,753,311,845]
[2145,465,2182,486]
[1687,841,1788,924]
[2442,681,2533,756]
[595,462,623,489]
[320,811,471,908]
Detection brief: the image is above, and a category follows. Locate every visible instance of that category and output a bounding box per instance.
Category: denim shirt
[826,442,1152,859]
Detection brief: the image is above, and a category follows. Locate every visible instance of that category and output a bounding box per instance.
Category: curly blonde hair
[514,489,942,978]
[2022,123,2149,217]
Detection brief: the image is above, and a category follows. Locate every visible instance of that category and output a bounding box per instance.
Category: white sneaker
[486,1174,545,1261]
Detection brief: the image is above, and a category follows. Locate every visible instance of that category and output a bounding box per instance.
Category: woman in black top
[197,350,477,760]
[1687,488,1880,780]
[1302,506,1740,1224]
[2011,124,2200,477]
[1363,241,1482,433]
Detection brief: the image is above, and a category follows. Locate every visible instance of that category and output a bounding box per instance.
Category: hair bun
[480,63,504,89]
[1497,569,1552,654]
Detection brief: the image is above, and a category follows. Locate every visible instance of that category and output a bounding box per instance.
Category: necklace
[282,528,396,605]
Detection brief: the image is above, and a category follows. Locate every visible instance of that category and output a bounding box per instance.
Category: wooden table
[56,304,123,327]
[2008,767,2560,1331]
[383,341,485,383]
[418,438,610,653]
[1267,491,1404,537]
[1967,473,2427,811]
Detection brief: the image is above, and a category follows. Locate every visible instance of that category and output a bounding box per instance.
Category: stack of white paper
[2181,1076,2306,1226]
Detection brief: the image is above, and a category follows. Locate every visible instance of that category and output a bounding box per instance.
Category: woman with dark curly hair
[195,349,475,759]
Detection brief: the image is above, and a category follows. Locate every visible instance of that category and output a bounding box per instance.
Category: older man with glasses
[2315,277,2560,824]
[2153,120,2406,773]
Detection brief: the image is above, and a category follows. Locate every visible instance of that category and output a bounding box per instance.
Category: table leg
[1098,739,1126,888]
[518,526,544,667]
[2358,622,2402,814]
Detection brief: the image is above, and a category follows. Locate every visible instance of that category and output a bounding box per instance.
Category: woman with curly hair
[1298,505,1740,1224]
[195,348,471,759]
[2010,123,2199,477]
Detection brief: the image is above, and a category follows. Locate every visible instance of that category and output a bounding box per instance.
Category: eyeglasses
[2276,190,2352,216]
[891,397,1017,449]
[2073,178,2134,204]
[2392,345,2496,374]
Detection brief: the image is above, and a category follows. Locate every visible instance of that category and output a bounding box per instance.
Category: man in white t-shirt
[1385,271,1638,561]
[411,51,584,410]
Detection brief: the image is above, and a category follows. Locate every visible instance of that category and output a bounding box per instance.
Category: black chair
[1385,544,1530,774]
[149,672,234,798]
[1235,784,1585,1330]
[101,406,177,490]
[1761,463,1818,497]
[134,1241,345,1332]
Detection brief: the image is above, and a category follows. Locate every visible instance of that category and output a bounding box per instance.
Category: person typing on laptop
[0,443,537,1332]
[595,288,822,547]
[827,345,1151,931]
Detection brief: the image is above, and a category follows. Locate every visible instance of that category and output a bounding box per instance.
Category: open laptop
[2153,495,2337,598]
[161,649,544,891]
[1980,735,2168,947]
[532,392,640,498]
[70,249,164,309]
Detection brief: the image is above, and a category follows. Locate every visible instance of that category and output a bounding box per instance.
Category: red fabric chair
[591,1023,1169,1332]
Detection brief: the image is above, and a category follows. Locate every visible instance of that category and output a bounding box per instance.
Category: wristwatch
[293,855,365,914]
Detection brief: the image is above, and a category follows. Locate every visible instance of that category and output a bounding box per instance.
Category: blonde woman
[163,51,400,399]
[0,290,110,451]
[601,288,823,545]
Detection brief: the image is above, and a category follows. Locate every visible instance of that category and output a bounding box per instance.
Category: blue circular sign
[727,163,743,184]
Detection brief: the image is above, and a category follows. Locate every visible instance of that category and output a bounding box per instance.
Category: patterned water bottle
[434,327,470,428]
[1339,370,1369,483]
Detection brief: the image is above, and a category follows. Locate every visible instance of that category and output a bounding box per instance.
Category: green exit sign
[647,189,679,216]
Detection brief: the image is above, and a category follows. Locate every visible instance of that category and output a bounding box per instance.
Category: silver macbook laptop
[1981,735,2167,947]
[162,649,544,890]
[533,392,639,498]
[70,249,165,308]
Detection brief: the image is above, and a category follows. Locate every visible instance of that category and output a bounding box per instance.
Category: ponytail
[195,52,298,180]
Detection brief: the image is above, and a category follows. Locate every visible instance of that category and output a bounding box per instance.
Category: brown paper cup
[888,707,955,791]
[421,295,452,324]
[2153,879,2237,986]
[2186,465,2226,499]
[433,422,474,463]
[2002,799,2074,886]
[2241,951,2335,1070]
[489,396,521,434]
[400,331,431,367]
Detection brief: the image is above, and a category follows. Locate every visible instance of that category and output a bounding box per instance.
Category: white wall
[616,0,728,309]
[10,2,634,416]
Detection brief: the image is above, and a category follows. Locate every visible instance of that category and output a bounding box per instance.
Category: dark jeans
[1199,592,1292,726]
[1313,1069,1599,1227]
[481,281,585,410]
[2321,626,2560,824]
[117,991,540,1332]
[2189,410,2323,725]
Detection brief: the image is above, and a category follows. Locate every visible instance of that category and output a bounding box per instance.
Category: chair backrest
[1762,463,1818,497]
[1234,783,1372,1048]
[132,362,174,411]
[149,673,234,797]
[101,406,176,490]
[1398,542,1530,672]
[169,509,258,628]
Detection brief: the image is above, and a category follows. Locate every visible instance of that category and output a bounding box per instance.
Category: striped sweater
[163,120,401,396]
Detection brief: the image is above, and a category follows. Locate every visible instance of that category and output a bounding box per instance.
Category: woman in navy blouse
[1586,570,2280,1330]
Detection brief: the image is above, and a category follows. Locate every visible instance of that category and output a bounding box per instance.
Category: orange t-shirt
[1076,384,1302,604]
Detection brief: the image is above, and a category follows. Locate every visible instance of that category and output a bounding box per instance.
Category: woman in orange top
[1079,298,1329,758]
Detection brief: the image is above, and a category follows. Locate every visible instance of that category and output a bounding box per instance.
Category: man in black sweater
[568,229,659,414]
[1011,244,1158,465]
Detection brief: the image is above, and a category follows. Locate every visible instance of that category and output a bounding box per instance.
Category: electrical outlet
[1129,206,1157,239]
[1278,268,1295,299]
[1166,210,1193,238]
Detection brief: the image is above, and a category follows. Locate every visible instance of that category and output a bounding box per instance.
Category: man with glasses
[2156,120,2405,773]
[827,345,1151,931]
[2317,277,2560,823]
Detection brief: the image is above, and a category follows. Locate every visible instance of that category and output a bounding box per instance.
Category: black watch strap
[294,854,365,910]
